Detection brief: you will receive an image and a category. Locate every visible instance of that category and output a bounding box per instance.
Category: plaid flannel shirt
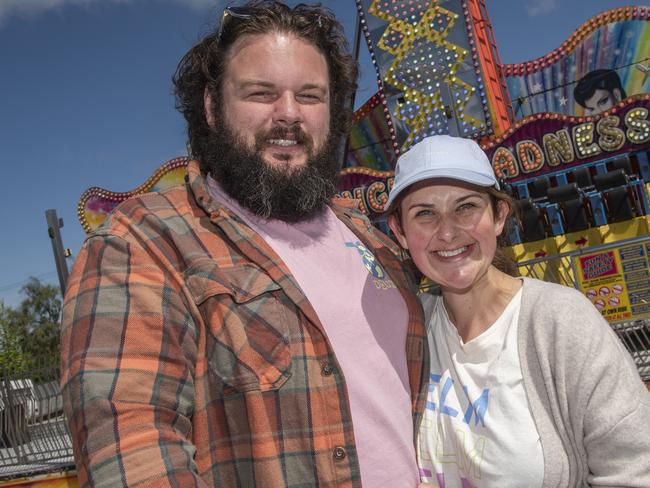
[61,159,429,487]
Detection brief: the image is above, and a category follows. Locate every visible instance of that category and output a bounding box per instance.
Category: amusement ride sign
[483,96,650,182]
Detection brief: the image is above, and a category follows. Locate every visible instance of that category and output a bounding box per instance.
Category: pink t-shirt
[207,177,418,487]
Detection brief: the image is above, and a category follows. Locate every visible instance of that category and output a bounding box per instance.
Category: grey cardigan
[422,277,650,487]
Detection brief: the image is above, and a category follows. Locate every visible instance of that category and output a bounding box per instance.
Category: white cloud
[524,0,558,17]
[0,0,122,24]
[0,0,217,25]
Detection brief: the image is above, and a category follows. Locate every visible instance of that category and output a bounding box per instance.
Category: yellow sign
[575,242,650,322]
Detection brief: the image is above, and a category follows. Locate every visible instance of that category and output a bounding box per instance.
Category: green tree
[0,278,62,371]
[0,301,30,371]
[16,278,62,362]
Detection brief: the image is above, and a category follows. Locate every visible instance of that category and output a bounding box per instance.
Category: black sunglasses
[217,5,323,44]
[217,6,254,43]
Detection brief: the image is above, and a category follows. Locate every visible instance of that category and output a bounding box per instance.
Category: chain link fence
[515,235,650,382]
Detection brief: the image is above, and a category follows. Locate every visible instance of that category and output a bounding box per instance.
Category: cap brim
[384,168,498,212]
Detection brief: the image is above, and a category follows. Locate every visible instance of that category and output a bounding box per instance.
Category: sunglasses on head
[217,5,323,44]
[217,6,253,42]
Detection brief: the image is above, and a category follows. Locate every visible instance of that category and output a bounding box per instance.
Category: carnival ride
[3,1,650,485]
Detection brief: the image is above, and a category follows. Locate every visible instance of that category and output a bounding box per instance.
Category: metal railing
[515,235,650,381]
[0,358,74,479]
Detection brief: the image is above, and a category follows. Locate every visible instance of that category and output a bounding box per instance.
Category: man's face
[216,32,331,171]
[200,32,341,222]
[583,88,621,116]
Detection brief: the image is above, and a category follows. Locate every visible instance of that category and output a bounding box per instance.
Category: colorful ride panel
[505,6,650,119]
[77,156,189,234]
[354,0,512,154]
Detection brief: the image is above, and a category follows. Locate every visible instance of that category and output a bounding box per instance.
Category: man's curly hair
[173,1,358,172]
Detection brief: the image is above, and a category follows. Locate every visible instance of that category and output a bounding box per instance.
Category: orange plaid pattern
[61,160,428,487]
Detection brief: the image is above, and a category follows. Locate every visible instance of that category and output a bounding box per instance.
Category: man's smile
[267,139,299,147]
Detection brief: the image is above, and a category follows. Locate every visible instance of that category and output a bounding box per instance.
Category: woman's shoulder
[519,277,618,348]
[521,276,582,296]
[520,277,597,313]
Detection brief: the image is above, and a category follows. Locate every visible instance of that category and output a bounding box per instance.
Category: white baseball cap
[385,135,499,211]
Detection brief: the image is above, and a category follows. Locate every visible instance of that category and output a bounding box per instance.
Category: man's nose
[273,92,302,126]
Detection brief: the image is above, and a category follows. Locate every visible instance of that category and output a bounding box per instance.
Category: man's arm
[61,233,206,487]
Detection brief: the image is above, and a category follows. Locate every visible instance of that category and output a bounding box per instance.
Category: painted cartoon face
[390,180,508,294]
[217,32,331,171]
[583,88,620,115]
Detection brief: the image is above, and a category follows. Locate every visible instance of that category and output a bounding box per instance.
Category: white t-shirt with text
[418,289,544,488]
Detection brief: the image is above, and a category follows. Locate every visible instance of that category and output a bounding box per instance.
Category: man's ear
[613,88,622,103]
[204,86,216,128]
[388,213,409,250]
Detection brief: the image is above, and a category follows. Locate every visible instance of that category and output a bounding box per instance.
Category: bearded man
[60,2,428,487]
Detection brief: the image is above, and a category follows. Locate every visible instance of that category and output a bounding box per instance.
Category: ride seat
[547,183,590,233]
[528,176,551,200]
[516,198,547,242]
[593,169,635,223]
[611,155,634,176]
[571,166,593,189]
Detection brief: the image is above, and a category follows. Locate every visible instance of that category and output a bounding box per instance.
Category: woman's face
[389,179,508,294]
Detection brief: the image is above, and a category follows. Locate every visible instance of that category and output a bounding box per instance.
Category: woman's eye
[458,202,477,212]
[414,209,433,218]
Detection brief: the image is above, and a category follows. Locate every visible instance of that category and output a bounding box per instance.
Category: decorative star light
[531,82,543,94]
[559,96,568,107]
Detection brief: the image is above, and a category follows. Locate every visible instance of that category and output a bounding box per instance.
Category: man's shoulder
[94,184,197,237]
[329,198,421,288]
[329,196,366,217]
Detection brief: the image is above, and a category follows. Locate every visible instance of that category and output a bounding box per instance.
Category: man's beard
[202,118,341,223]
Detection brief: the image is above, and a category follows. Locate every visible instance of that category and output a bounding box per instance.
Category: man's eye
[248,91,273,99]
[298,93,321,102]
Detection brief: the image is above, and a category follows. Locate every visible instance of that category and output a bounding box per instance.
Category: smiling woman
[390,180,509,305]
[385,134,650,488]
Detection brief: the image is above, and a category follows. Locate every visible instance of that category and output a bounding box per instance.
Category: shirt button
[321,363,334,376]
[332,446,346,461]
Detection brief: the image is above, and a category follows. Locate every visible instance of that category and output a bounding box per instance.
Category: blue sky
[0,0,646,306]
